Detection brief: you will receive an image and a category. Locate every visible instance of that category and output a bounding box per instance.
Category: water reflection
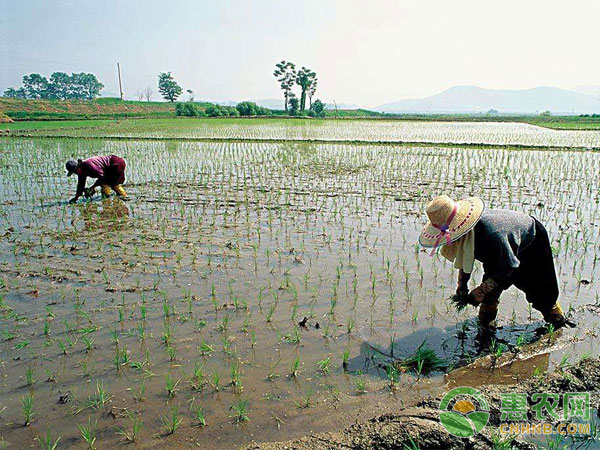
[79,197,130,232]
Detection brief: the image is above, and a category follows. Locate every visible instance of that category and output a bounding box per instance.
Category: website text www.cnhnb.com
[499,422,590,435]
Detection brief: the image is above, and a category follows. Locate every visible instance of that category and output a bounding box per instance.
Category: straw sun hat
[419,195,484,250]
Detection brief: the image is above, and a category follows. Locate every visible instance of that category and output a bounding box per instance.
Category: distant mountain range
[570,85,600,97]
[374,86,600,114]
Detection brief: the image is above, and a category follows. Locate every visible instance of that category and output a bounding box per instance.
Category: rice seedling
[36,427,61,450]
[211,371,221,392]
[44,369,58,383]
[558,354,571,371]
[282,326,301,344]
[113,346,130,370]
[265,302,277,323]
[25,366,36,386]
[133,378,146,402]
[165,373,180,397]
[166,344,177,361]
[342,349,350,370]
[546,323,556,341]
[194,405,207,427]
[289,355,301,378]
[230,362,242,389]
[189,362,205,390]
[77,418,97,449]
[317,356,332,375]
[355,371,368,394]
[294,387,314,409]
[346,317,355,334]
[385,364,400,389]
[230,398,250,423]
[22,393,34,425]
[43,320,51,336]
[217,315,230,333]
[82,336,94,352]
[161,405,183,435]
[116,412,143,442]
[81,381,113,411]
[198,340,214,356]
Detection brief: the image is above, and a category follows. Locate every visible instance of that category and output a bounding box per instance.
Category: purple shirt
[80,155,113,179]
[75,155,115,197]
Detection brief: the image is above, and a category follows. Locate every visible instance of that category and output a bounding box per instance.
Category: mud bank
[243,357,600,450]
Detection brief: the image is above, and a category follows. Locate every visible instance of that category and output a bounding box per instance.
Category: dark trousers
[483,218,559,317]
[105,155,126,186]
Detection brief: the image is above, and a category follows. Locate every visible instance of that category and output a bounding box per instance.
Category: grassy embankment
[1,97,600,130]
[0,97,188,121]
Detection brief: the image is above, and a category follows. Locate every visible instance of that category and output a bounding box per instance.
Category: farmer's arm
[457,270,471,295]
[70,174,87,203]
[469,226,519,304]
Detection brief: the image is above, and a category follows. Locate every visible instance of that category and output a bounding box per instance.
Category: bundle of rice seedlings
[400,340,448,375]
[450,292,477,312]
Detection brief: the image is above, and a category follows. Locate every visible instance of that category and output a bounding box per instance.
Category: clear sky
[1,0,599,107]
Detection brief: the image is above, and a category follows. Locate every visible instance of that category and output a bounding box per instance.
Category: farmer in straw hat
[66,155,128,203]
[419,195,576,330]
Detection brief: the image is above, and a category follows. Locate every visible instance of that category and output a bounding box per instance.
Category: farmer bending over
[419,195,575,330]
[66,155,128,203]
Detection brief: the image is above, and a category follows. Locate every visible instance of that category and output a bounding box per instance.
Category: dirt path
[243,356,600,449]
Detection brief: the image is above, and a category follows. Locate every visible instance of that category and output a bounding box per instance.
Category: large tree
[158,72,182,102]
[10,72,104,100]
[288,93,299,115]
[71,73,104,100]
[47,72,71,99]
[310,99,325,118]
[3,87,27,98]
[307,76,318,109]
[143,86,153,102]
[295,67,317,111]
[22,73,49,99]
[273,61,296,111]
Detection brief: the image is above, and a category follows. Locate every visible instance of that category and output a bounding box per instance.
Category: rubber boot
[113,184,128,198]
[542,302,572,329]
[478,289,502,328]
[101,185,112,198]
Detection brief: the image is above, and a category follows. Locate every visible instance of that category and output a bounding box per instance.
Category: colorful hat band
[429,203,458,256]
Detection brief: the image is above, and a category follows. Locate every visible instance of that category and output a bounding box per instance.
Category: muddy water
[0,138,599,448]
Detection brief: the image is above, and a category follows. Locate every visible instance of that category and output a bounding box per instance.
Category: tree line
[4,72,104,100]
[3,67,326,118]
[176,100,272,117]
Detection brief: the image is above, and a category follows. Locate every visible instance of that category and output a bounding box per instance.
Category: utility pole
[117,63,123,100]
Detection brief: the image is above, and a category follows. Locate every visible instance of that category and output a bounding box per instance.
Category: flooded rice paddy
[6,118,600,149]
[1,132,600,448]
